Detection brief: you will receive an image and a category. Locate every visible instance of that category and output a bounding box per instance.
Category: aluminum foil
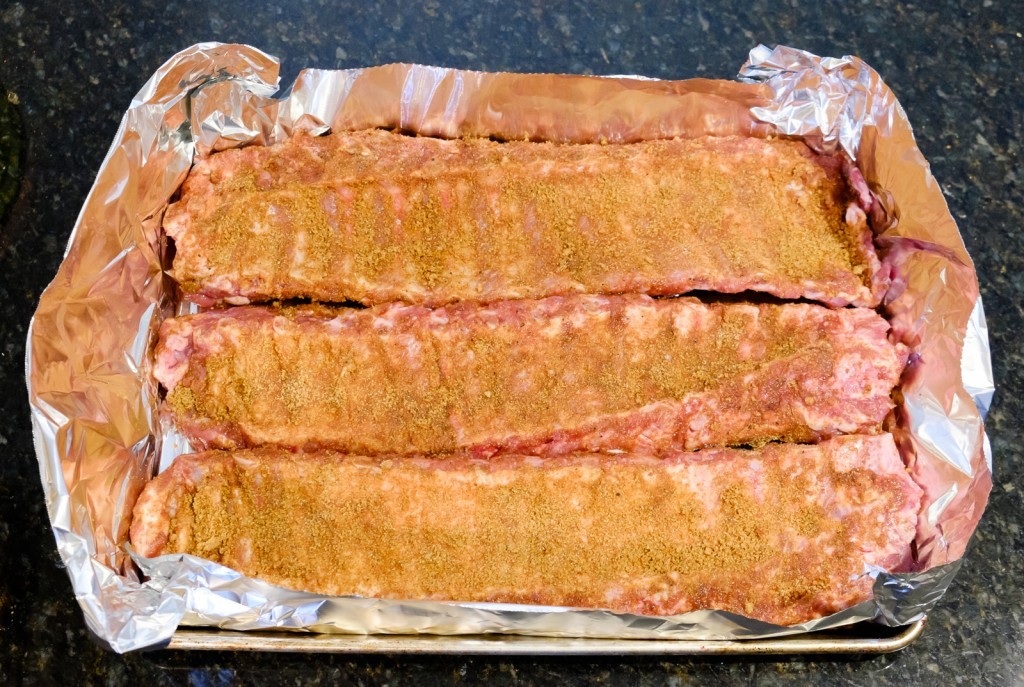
[26,42,993,653]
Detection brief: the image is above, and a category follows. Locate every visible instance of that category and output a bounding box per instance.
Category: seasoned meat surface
[130,435,921,625]
[155,294,907,455]
[166,130,886,308]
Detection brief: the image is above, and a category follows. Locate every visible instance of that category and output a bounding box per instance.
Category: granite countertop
[1,1,1020,684]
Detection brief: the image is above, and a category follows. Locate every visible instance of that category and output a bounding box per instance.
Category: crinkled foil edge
[25,42,993,652]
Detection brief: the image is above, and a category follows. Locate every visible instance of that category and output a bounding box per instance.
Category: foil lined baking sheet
[26,42,993,653]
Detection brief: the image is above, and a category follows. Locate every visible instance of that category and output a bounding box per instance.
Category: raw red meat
[166,130,886,308]
[155,294,907,455]
[130,434,921,625]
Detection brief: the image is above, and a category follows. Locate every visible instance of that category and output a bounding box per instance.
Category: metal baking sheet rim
[163,619,926,655]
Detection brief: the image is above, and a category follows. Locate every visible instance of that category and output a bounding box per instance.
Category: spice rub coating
[130,434,921,625]
[165,130,886,308]
[155,294,907,456]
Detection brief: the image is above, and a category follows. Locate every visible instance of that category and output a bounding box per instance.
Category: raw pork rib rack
[132,436,920,626]
[166,130,886,308]
[155,297,906,456]
[135,128,919,626]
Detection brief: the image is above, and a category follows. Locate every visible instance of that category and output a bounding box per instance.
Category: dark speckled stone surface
[1,1,1021,684]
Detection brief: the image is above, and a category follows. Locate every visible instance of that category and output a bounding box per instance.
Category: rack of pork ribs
[131,130,920,626]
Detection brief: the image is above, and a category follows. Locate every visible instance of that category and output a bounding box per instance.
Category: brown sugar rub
[130,434,922,625]
[154,294,907,456]
[165,130,886,308]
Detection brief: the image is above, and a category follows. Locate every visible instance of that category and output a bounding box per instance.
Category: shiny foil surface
[26,43,993,652]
